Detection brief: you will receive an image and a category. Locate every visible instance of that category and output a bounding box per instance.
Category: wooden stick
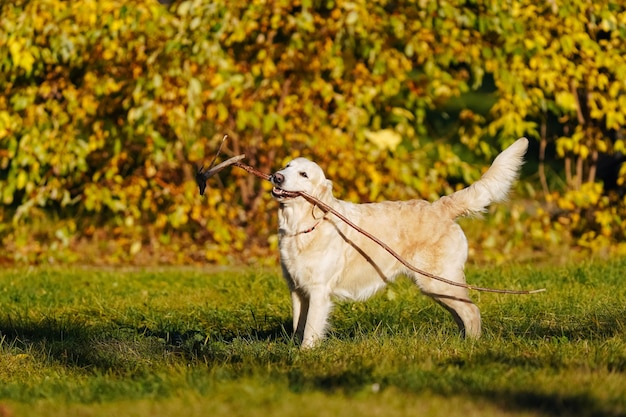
[196,155,247,196]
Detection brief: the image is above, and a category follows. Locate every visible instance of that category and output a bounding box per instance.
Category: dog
[270,138,528,348]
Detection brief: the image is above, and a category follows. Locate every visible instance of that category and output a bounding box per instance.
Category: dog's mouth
[271,187,299,200]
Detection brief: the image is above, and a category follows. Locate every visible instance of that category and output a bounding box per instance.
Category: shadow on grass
[287,364,378,395]
[530,308,626,341]
[0,314,175,371]
[0,313,293,371]
[484,389,625,417]
[433,352,626,417]
[493,305,626,345]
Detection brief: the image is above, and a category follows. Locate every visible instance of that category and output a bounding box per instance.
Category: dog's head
[270,158,333,217]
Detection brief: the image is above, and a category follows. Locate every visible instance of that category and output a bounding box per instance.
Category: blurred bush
[0,0,625,265]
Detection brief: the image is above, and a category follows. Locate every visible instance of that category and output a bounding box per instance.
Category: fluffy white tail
[435,137,529,219]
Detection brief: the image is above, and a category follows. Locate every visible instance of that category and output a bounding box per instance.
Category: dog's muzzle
[270,172,287,199]
[270,172,297,199]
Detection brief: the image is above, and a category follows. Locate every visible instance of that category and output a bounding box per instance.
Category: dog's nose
[272,172,284,185]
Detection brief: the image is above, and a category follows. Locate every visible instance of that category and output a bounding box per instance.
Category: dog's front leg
[291,290,309,343]
[301,287,332,349]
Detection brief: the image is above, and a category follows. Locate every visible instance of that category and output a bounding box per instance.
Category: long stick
[197,152,546,295]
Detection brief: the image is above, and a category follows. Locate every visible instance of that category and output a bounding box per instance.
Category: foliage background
[1,0,625,265]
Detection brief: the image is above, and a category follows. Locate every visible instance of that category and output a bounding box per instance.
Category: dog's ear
[312,179,333,219]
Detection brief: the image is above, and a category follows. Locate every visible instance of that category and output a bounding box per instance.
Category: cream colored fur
[270,138,529,348]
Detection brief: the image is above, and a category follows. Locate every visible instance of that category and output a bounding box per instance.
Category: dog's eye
[299,171,308,178]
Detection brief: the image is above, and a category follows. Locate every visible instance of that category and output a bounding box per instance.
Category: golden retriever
[270,138,528,348]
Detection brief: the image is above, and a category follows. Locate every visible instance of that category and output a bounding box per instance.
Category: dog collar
[301,220,322,234]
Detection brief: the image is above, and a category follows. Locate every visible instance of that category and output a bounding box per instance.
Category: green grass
[0,260,625,417]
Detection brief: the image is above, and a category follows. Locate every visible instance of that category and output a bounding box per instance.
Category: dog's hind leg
[431,292,482,339]
[414,266,482,339]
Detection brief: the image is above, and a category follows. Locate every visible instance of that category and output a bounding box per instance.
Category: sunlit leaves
[1,0,625,263]
[483,0,626,154]
[364,129,402,151]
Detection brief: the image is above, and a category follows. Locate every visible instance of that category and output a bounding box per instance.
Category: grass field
[0,260,625,417]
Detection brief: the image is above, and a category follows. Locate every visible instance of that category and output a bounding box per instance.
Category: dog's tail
[434,137,529,219]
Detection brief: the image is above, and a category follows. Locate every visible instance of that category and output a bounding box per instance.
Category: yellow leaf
[523,38,535,49]
[364,129,402,151]
[104,78,122,94]
[16,170,27,190]
[130,241,142,256]
[555,91,577,112]
[81,95,99,116]
[9,38,35,73]
[391,107,415,121]
[0,111,13,139]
